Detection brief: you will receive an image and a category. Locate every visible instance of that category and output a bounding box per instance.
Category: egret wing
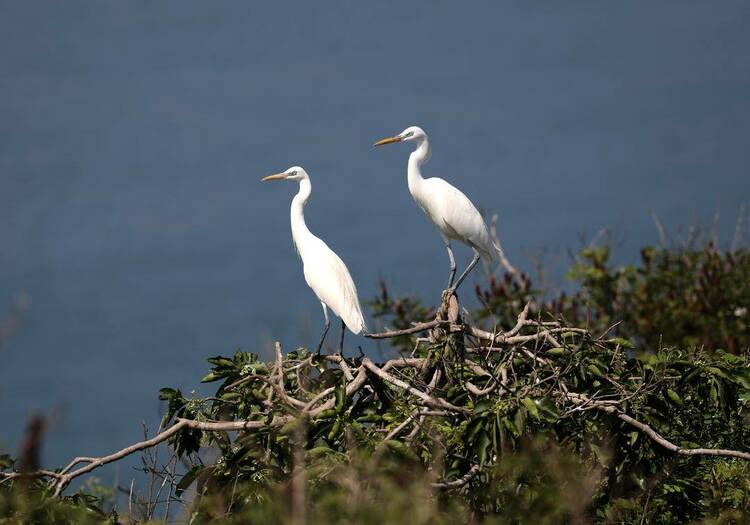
[301,238,367,334]
[422,177,495,260]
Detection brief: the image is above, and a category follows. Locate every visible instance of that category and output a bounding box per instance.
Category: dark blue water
[2,1,749,488]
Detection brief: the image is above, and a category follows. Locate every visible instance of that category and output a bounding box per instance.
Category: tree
[1,238,749,524]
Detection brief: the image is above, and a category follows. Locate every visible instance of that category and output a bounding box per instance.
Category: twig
[565,393,750,461]
[0,415,292,496]
[490,214,520,280]
[365,320,442,339]
[361,359,469,414]
[431,464,480,489]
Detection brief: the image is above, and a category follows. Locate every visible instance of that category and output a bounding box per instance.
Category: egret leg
[443,238,457,288]
[338,319,346,355]
[451,251,481,293]
[316,303,331,355]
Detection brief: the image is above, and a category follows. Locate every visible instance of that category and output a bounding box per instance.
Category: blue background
[1,0,748,489]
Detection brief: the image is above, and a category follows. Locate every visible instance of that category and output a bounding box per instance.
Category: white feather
[417,177,495,261]
[300,236,367,334]
[400,126,497,262]
[287,169,367,335]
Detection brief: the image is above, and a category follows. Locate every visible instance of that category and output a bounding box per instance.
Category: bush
[2,239,749,524]
[474,243,750,355]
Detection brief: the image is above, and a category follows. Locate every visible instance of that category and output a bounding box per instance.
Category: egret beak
[373,136,402,147]
[261,173,287,182]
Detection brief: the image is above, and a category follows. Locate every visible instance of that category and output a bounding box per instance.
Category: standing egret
[374,126,498,293]
[262,166,367,354]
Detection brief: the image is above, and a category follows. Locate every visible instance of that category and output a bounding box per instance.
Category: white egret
[374,126,498,292]
[262,166,367,354]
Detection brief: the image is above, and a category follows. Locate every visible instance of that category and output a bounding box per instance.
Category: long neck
[290,178,314,257]
[407,137,431,195]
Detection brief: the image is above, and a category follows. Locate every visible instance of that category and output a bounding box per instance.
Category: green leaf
[708,367,732,381]
[356,414,384,423]
[280,418,302,436]
[305,446,335,460]
[206,356,236,368]
[220,391,241,401]
[316,409,337,420]
[535,397,560,422]
[475,431,492,466]
[466,417,486,441]
[334,379,347,413]
[159,388,177,401]
[175,465,203,496]
[201,372,225,383]
[513,407,526,435]
[474,399,494,415]
[502,416,519,437]
[384,440,419,462]
[608,337,634,349]
[666,388,684,407]
[327,418,342,441]
[522,397,540,420]
[0,454,14,469]
[681,368,702,384]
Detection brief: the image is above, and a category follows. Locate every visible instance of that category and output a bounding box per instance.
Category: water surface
[1,1,749,485]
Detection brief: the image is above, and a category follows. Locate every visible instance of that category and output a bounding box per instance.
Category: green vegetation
[2,239,749,524]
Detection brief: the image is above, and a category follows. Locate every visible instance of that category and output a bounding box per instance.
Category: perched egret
[374,126,498,292]
[262,166,367,354]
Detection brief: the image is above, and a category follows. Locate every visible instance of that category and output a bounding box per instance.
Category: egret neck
[290,177,313,258]
[407,134,431,197]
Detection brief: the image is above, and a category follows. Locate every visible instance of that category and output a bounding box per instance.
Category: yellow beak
[373,136,402,147]
[261,173,287,182]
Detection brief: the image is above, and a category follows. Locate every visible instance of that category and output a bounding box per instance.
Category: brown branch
[365,320,441,339]
[489,213,520,280]
[308,366,369,418]
[0,415,292,496]
[361,358,469,414]
[565,393,750,461]
[431,464,480,489]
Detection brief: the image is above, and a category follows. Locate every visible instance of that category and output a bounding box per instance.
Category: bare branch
[365,320,442,339]
[361,358,469,414]
[565,393,750,461]
[431,464,480,489]
[490,214,520,279]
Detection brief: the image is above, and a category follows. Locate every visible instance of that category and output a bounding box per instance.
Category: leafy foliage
[0,479,117,524]
[149,308,749,523]
[2,240,749,524]
[474,243,750,354]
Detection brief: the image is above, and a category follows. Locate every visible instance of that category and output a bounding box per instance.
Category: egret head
[373,126,427,147]
[261,166,308,182]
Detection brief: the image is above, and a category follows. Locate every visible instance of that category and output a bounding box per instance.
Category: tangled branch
[2,294,748,500]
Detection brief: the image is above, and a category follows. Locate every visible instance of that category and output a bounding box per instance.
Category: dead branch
[365,320,442,339]
[431,464,480,489]
[565,392,750,461]
[4,298,749,505]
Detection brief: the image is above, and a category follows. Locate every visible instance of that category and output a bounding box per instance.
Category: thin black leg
[451,251,481,293]
[338,319,345,355]
[444,239,457,289]
[316,303,331,355]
